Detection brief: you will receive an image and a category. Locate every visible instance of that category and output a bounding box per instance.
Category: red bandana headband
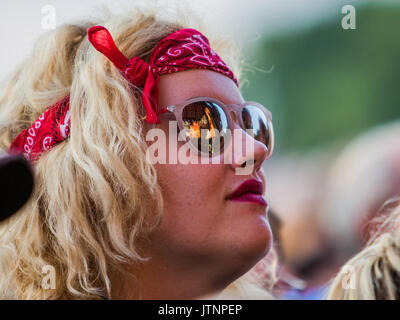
[9,26,238,162]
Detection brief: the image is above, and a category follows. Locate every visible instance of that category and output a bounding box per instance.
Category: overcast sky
[0,0,391,78]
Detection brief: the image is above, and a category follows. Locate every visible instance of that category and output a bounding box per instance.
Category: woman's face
[144,69,272,284]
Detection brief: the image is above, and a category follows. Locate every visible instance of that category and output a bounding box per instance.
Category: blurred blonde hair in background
[327,198,400,300]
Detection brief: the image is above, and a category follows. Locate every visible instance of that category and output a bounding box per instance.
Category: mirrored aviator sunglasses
[165,97,274,158]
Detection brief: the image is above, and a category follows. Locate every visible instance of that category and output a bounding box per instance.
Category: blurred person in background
[263,121,400,299]
[263,155,334,299]
[319,121,400,268]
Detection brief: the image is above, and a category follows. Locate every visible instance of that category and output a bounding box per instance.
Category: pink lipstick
[227,179,268,206]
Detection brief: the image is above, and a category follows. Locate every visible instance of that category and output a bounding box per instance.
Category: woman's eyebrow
[185,95,222,103]
[186,95,204,101]
[186,94,244,105]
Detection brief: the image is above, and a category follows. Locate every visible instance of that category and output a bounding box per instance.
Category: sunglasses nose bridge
[228,109,242,128]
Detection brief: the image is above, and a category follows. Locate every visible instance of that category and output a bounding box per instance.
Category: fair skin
[113,69,272,299]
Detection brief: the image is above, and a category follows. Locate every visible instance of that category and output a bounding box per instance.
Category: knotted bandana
[10,26,238,162]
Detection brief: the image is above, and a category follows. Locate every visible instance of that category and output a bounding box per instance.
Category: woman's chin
[218,230,272,286]
[244,219,272,262]
[224,213,272,270]
[233,204,272,250]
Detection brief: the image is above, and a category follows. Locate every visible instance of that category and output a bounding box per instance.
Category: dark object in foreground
[0,155,34,222]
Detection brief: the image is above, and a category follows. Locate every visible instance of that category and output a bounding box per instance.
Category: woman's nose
[229,126,269,175]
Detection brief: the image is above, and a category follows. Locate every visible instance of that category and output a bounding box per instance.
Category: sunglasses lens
[242,105,272,151]
[182,101,228,155]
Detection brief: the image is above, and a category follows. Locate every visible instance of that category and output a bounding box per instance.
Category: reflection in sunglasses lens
[242,105,270,148]
[182,101,228,155]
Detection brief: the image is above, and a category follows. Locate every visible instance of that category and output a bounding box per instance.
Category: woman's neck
[111,254,229,299]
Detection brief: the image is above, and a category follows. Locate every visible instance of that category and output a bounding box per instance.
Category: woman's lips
[226,179,268,206]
